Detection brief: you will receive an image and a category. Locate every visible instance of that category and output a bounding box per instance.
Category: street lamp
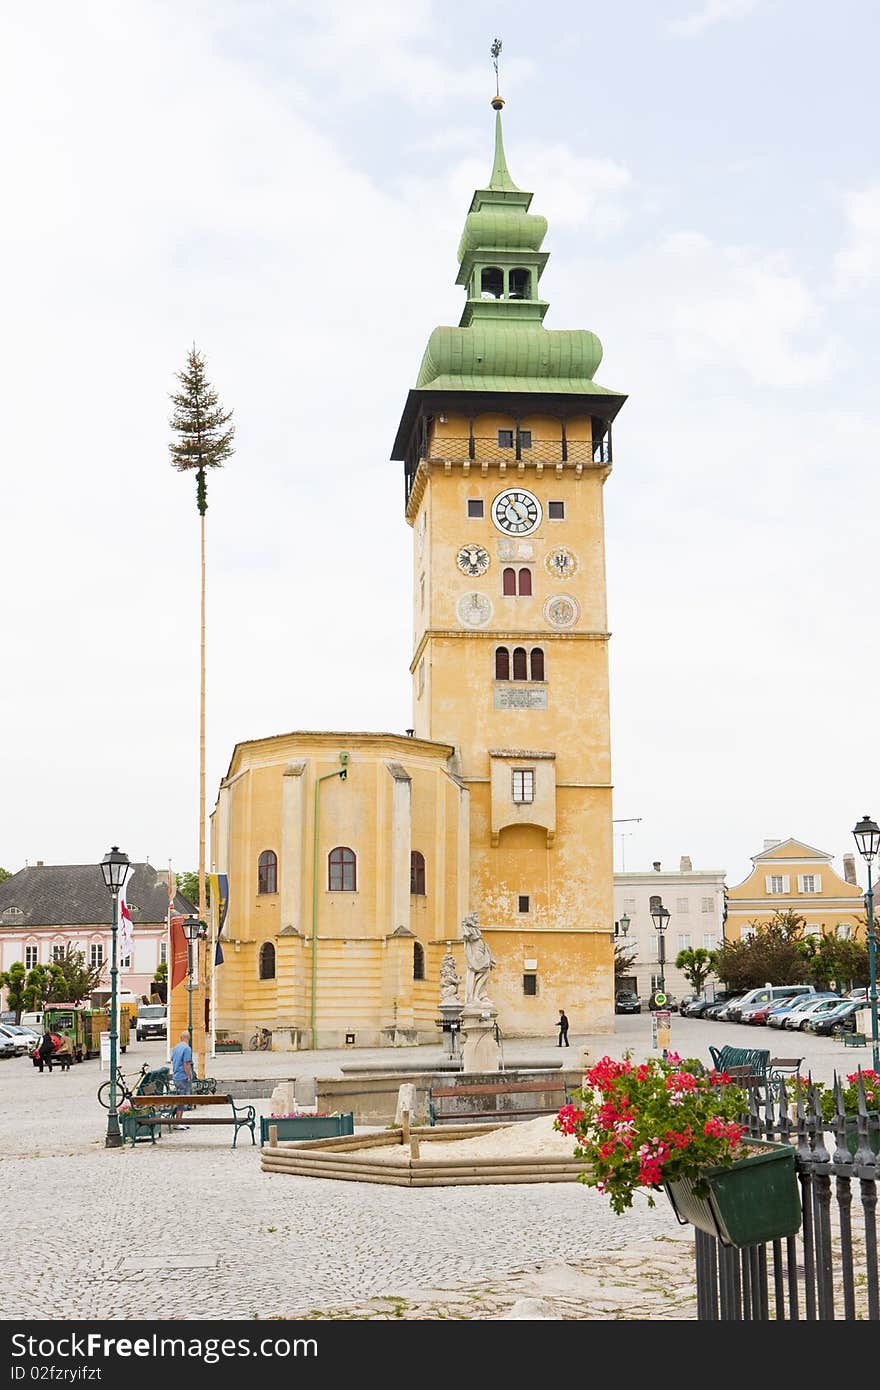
[650,900,671,1001]
[852,814,880,1071]
[183,914,206,1050]
[99,845,130,1149]
[618,913,630,937]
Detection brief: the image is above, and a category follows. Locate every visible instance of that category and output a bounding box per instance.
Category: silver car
[0,1023,30,1056]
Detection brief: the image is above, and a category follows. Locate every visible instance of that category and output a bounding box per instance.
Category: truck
[39,1004,130,1060]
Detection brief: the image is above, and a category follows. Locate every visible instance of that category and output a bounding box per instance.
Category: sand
[364,1114,580,1163]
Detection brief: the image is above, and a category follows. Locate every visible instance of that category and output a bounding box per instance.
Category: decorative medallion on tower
[456,543,490,577]
[456,591,493,627]
[545,545,579,580]
[544,595,580,628]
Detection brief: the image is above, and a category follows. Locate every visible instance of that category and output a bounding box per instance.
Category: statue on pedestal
[461,912,496,1006]
[439,951,461,1004]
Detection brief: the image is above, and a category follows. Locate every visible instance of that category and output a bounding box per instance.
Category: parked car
[0,1032,17,1059]
[0,1023,31,1056]
[806,1000,863,1036]
[725,984,816,1024]
[845,988,869,1003]
[682,991,740,1019]
[766,993,837,1029]
[708,994,751,1021]
[784,996,847,1031]
[2,1024,41,1051]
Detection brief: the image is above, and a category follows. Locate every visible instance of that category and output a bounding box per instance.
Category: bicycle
[248,1026,271,1051]
[97,1061,172,1109]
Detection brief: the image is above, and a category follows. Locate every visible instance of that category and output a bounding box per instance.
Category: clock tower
[391,97,627,1031]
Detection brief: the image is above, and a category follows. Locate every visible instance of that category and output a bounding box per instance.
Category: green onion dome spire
[414,98,619,397]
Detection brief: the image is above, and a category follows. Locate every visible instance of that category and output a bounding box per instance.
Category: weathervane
[491,37,502,95]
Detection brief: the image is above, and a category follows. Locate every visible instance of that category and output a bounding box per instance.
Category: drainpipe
[311,752,349,1048]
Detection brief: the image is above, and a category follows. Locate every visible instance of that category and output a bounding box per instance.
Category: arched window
[413,940,426,980]
[512,647,528,680]
[502,567,517,596]
[410,851,426,895]
[259,942,276,980]
[509,267,531,299]
[328,846,357,891]
[518,568,532,596]
[495,647,510,680]
[481,266,503,299]
[258,850,277,895]
[530,647,545,681]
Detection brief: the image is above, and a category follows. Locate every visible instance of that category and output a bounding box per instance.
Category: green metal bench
[709,1045,770,1083]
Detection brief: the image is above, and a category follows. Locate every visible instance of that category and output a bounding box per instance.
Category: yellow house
[206,97,626,1048]
[725,837,865,943]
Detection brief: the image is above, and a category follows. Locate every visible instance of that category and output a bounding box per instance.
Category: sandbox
[260,1113,588,1187]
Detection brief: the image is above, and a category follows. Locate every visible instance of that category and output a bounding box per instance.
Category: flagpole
[210,876,217,1060]
[166,862,173,1064]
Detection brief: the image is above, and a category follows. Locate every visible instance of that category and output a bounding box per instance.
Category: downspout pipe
[311,752,349,1048]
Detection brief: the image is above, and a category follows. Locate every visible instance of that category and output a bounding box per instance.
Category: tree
[0,867,11,883]
[801,930,869,992]
[44,946,105,1005]
[23,965,53,1012]
[169,345,234,1079]
[674,947,716,996]
[0,960,27,1020]
[176,871,208,909]
[614,936,638,990]
[711,909,810,991]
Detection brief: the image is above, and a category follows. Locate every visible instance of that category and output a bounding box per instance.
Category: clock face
[456,544,490,578]
[491,488,542,536]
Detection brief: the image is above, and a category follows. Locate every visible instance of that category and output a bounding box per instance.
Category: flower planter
[260,1113,355,1146]
[844,1120,880,1158]
[665,1139,801,1248]
[215,1043,243,1054]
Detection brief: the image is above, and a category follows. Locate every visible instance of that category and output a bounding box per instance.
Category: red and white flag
[118,866,135,966]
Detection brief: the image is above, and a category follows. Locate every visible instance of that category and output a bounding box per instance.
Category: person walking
[170,1029,193,1128]
[557,1010,570,1047]
[36,1028,56,1073]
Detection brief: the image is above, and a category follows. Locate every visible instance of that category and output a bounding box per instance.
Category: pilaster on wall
[386,762,412,937]
[281,761,307,932]
[456,778,470,929]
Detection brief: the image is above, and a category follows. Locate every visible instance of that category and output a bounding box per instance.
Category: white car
[784,997,847,1031]
[0,1023,30,1056]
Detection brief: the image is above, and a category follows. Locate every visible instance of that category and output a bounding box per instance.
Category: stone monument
[438,949,464,1057]
[459,912,502,1073]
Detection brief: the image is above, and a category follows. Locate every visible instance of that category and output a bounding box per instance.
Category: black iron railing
[691,1074,879,1320]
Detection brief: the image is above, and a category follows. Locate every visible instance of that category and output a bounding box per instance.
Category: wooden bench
[767,1057,802,1084]
[428,1076,572,1126]
[128,1092,256,1148]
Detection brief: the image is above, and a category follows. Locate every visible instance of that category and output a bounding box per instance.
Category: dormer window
[481,267,503,299]
[509,268,531,299]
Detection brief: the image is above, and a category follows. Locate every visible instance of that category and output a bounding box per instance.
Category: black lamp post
[619,913,631,938]
[650,900,670,1001]
[852,814,880,1072]
[99,845,130,1149]
[183,914,206,1049]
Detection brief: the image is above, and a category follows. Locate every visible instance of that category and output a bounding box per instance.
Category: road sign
[654,991,667,1007]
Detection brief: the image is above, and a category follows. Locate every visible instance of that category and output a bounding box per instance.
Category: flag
[170,913,189,990]
[207,872,229,938]
[215,939,224,967]
[118,866,135,966]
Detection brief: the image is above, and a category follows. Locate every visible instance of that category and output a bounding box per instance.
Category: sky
[1,0,878,892]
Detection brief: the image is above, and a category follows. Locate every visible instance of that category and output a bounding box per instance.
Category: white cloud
[668,0,761,38]
[833,186,880,292]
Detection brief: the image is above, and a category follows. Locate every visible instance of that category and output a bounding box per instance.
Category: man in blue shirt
[170,1030,193,1128]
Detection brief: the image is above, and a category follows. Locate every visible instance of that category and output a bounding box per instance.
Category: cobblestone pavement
[0,1017,865,1322]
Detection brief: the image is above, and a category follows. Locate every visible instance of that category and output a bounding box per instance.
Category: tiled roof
[0,863,195,929]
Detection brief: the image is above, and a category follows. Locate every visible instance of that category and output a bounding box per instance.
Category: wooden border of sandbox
[260,1122,588,1187]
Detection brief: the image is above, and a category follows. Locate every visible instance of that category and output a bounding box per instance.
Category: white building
[614,856,727,1004]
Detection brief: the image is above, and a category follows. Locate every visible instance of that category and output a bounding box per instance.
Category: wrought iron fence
[691,1073,879,1320]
